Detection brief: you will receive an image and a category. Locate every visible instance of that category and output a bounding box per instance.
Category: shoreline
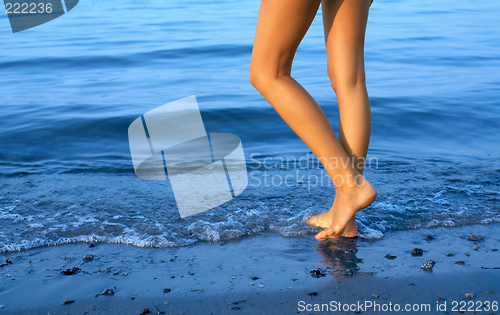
[1,224,499,314]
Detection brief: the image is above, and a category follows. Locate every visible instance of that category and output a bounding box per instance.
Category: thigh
[250,0,321,77]
[321,0,371,86]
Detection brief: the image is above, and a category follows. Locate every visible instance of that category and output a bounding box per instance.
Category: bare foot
[307,213,358,238]
[314,178,377,241]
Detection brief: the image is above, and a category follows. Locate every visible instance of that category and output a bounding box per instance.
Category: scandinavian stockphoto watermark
[248,152,379,191]
[3,0,78,33]
[128,95,248,218]
[297,300,499,313]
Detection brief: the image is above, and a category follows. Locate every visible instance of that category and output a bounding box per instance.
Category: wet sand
[1,224,499,314]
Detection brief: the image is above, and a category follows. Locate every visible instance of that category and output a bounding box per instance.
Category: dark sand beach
[1,224,499,314]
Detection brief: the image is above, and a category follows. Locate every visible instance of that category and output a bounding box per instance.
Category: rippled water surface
[1,0,499,252]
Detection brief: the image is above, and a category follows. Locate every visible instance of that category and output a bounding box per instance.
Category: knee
[248,66,264,91]
[248,65,274,94]
[327,67,366,94]
[249,61,288,94]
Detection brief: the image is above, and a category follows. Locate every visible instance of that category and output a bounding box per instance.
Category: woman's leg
[249,0,376,240]
[306,0,373,237]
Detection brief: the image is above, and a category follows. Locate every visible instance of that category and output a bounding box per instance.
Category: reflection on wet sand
[315,237,362,277]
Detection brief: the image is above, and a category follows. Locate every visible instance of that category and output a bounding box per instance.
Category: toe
[315,228,334,241]
[306,216,320,227]
[315,226,345,241]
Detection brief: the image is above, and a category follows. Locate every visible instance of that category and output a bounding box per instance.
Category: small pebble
[251,277,259,280]
[257,284,264,288]
[473,246,479,251]
[410,248,423,256]
[467,235,483,241]
[61,267,81,276]
[162,288,171,293]
[287,287,293,290]
[446,253,455,257]
[421,260,435,270]
[465,293,474,299]
[424,235,435,241]
[83,254,94,262]
[141,308,150,315]
[309,292,317,296]
[310,269,326,278]
[0,258,13,267]
[62,300,75,305]
[342,270,354,276]
[371,294,379,298]
[250,282,255,286]
[455,261,465,265]
[385,254,397,260]
[0,305,5,308]
[465,252,470,257]
[89,243,95,248]
[102,288,114,295]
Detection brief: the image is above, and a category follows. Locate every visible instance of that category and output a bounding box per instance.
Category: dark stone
[89,243,95,247]
[385,254,397,260]
[455,261,465,265]
[0,258,13,267]
[61,267,81,276]
[102,288,114,295]
[226,306,241,310]
[424,235,435,241]
[410,248,423,256]
[251,277,259,280]
[343,270,354,277]
[421,260,435,270]
[141,308,150,315]
[309,292,318,296]
[310,269,326,278]
[163,288,171,293]
[467,235,483,241]
[62,300,75,305]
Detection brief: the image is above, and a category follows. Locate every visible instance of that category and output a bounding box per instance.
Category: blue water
[1,0,500,252]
